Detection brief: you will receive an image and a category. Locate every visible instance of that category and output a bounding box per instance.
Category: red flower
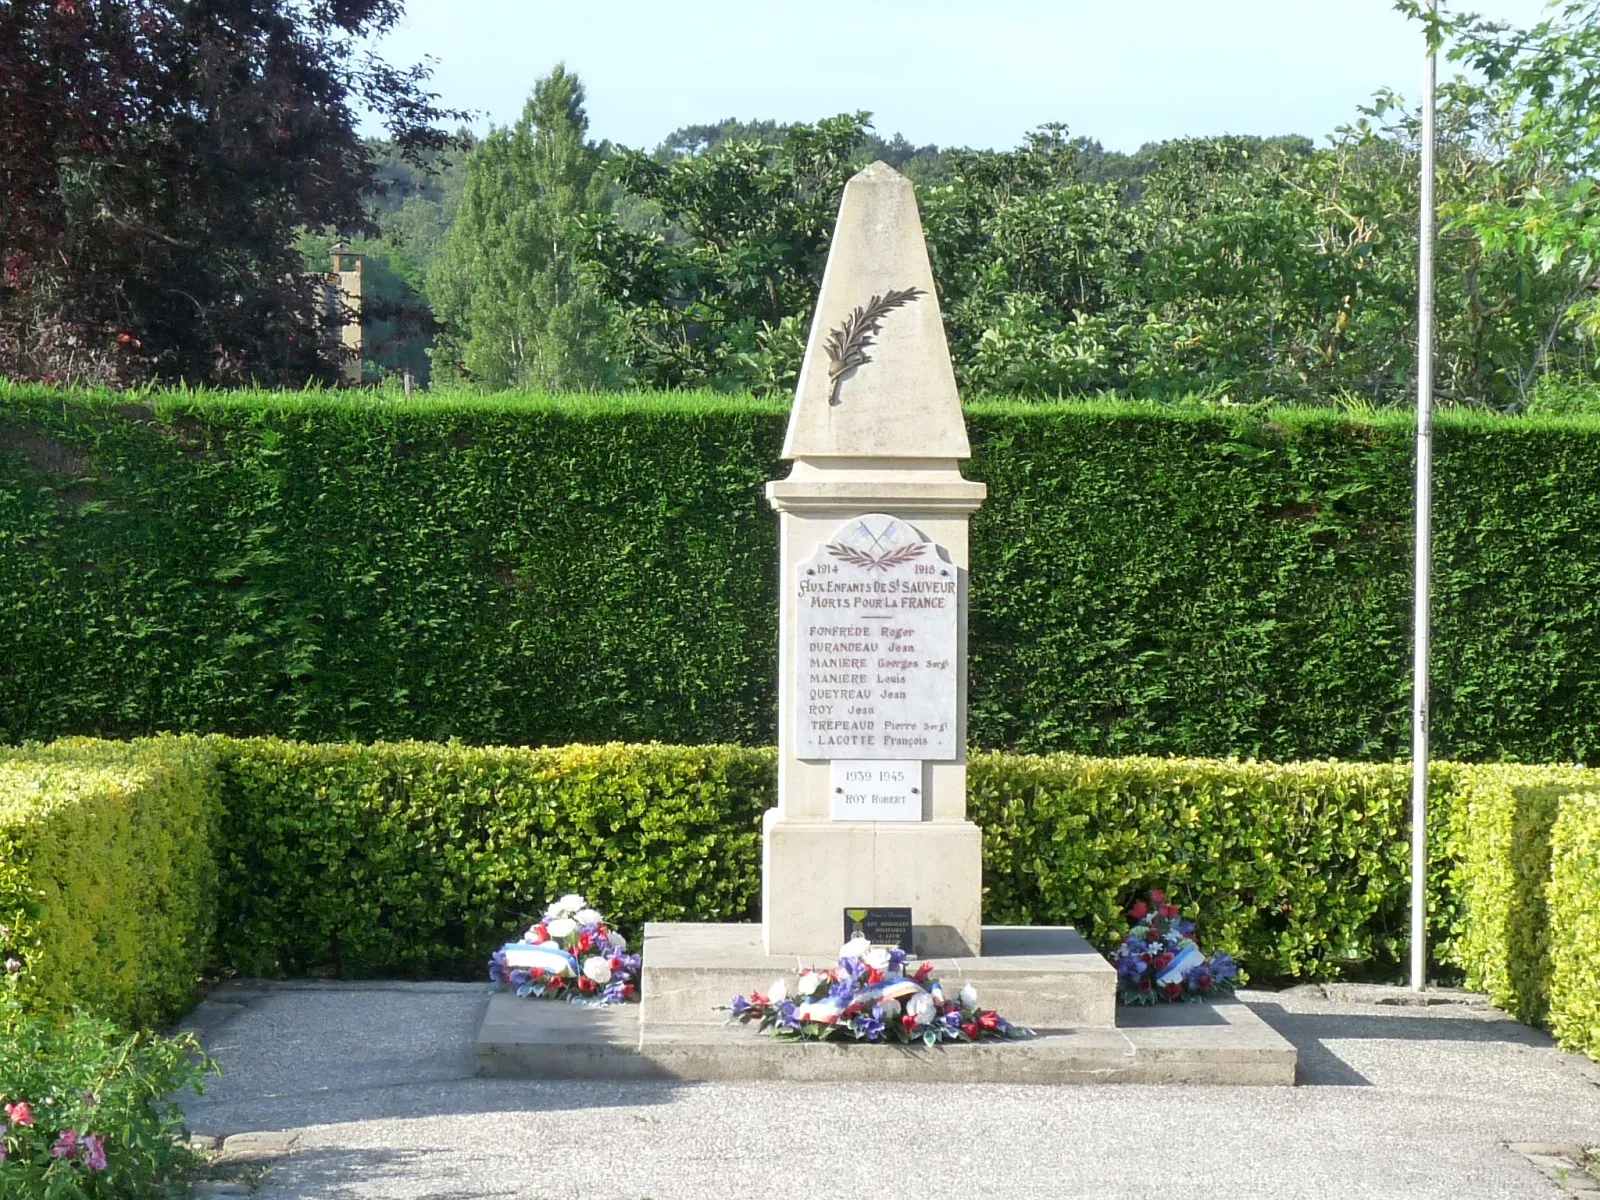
[529,924,548,944]
[577,975,596,993]
[4,1101,32,1126]
[1160,904,1179,919]
[530,968,545,982]
[1164,982,1182,1000]
[609,956,623,971]
[1128,901,1148,920]
[978,1011,1000,1031]
[912,961,934,983]
[576,932,593,953]
[1149,890,1166,905]
[1139,980,1151,993]
[866,967,884,985]
[622,983,636,999]
[961,1021,980,1039]
[901,1015,918,1033]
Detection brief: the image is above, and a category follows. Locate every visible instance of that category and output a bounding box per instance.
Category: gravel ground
[178,981,1600,1200]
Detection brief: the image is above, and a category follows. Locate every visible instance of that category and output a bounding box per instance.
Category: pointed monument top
[781,161,969,460]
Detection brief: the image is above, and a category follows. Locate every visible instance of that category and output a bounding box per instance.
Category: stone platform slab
[473,992,1297,1085]
[641,922,1118,1031]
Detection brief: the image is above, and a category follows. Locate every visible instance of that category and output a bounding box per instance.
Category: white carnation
[582,956,613,985]
[840,936,872,960]
[877,996,902,1018]
[958,982,979,1009]
[796,971,826,997]
[575,908,604,927]
[864,947,891,972]
[547,893,586,918]
[769,977,789,1004]
[906,992,937,1026]
[545,917,578,940]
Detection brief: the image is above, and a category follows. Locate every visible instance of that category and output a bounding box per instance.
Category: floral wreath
[1112,890,1239,1005]
[728,935,1032,1044]
[489,894,641,1005]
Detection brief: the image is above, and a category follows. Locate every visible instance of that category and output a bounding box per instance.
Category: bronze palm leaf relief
[823,287,925,405]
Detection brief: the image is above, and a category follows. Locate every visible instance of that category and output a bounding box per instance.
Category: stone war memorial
[474,162,1298,1084]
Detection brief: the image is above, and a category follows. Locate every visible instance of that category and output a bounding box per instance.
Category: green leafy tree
[430,66,621,390]
[578,113,873,393]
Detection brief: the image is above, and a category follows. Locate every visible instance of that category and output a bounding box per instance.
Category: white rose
[582,956,613,985]
[575,908,604,927]
[958,983,979,1009]
[547,893,585,917]
[769,977,789,1004]
[906,992,937,1026]
[796,971,826,997]
[840,936,872,960]
[864,947,891,972]
[545,917,578,940]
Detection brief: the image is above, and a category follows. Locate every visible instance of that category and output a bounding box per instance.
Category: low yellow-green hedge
[2,734,1597,1065]
[0,737,219,1028]
[1440,764,1600,1060]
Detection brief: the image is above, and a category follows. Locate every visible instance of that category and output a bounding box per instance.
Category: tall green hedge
[6,387,1600,761]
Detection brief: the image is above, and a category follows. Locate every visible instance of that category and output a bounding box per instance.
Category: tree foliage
[429,66,622,390]
[0,0,461,387]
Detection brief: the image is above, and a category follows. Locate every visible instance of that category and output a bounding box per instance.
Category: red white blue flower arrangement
[1112,890,1239,1005]
[727,936,1033,1045]
[488,894,641,1005]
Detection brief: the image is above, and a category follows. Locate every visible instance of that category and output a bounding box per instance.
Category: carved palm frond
[823,287,925,405]
[825,541,928,572]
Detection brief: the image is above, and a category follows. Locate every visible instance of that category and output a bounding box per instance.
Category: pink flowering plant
[0,997,214,1197]
[1112,890,1239,1006]
[488,894,641,1005]
[727,936,1033,1045]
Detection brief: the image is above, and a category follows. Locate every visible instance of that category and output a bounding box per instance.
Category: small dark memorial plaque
[843,906,913,952]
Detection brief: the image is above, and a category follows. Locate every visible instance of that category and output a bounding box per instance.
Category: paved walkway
[178,980,1600,1200]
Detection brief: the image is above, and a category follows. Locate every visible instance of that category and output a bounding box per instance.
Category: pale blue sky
[368,0,1555,151]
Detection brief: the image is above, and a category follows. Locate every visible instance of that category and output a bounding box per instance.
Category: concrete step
[473,992,1297,1086]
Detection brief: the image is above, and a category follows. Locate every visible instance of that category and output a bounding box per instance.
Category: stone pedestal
[761,161,988,957]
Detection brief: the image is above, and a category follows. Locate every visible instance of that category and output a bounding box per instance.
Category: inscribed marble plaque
[797,514,957,759]
[829,759,921,821]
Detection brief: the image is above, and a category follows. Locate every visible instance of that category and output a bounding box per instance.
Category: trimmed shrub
[971,753,1472,979]
[1548,791,1600,1060]
[5,732,1599,1063]
[0,737,219,1028]
[210,737,775,977]
[7,389,1600,762]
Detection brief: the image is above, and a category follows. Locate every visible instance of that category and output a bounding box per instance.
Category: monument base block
[641,922,1116,1031]
[472,992,1297,1086]
[762,814,983,957]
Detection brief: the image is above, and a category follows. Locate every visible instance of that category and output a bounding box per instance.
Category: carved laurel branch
[823,287,925,406]
[826,542,927,572]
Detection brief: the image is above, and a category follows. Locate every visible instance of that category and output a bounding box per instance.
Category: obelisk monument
[763,161,986,957]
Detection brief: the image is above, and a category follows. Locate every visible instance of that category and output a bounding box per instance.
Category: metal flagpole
[1411,2,1438,993]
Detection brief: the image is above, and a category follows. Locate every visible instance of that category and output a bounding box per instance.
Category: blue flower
[775,1000,801,1031]
[828,978,857,1005]
[1210,952,1239,982]
[888,947,909,970]
[508,969,529,988]
[853,1013,885,1042]
[731,995,752,1016]
[1177,920,1196,937]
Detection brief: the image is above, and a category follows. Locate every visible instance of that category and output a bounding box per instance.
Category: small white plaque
[829,759,922,821]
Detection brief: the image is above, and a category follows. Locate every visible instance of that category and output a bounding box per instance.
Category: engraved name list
[797,514,958,760]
